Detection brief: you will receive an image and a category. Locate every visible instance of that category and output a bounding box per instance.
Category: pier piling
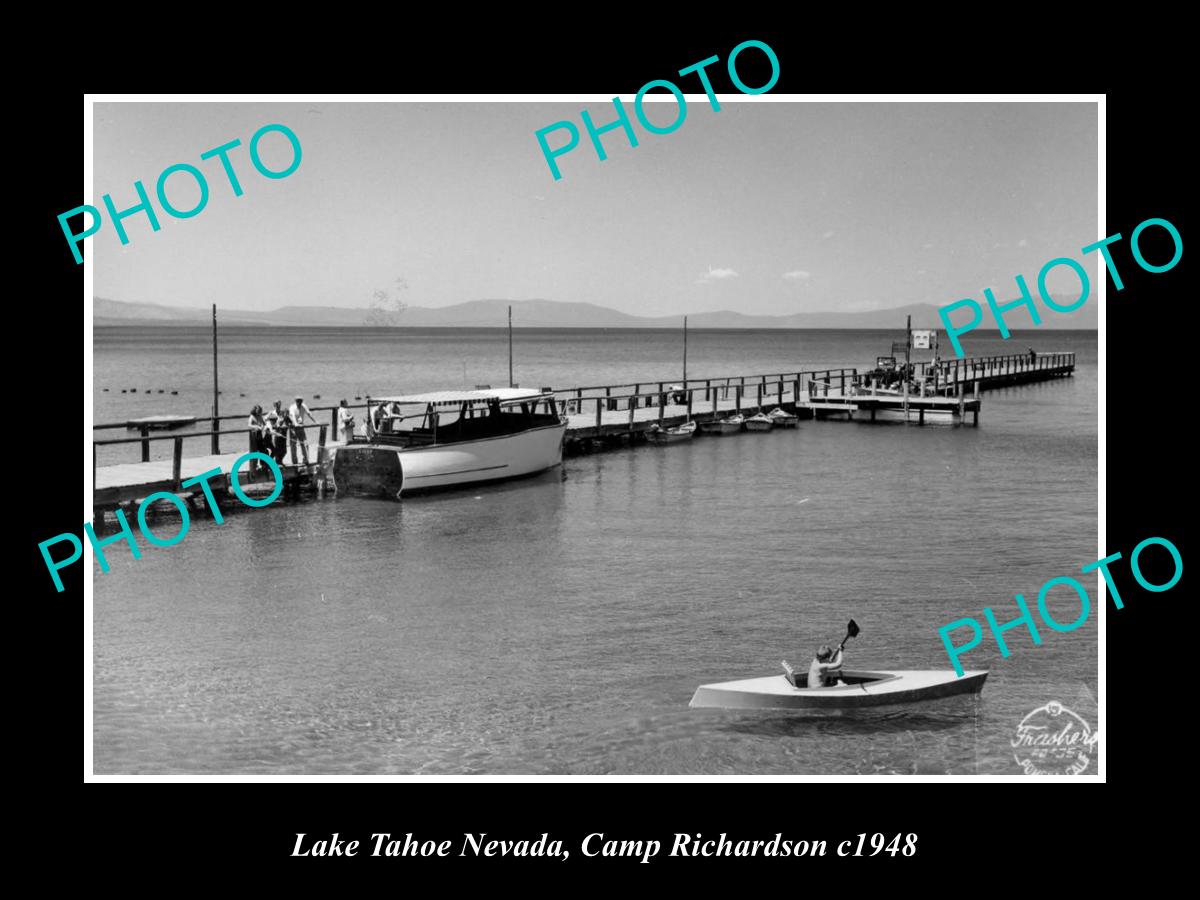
[171,437,183,489]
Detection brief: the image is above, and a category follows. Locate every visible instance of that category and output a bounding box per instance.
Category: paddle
[838,619,860,653]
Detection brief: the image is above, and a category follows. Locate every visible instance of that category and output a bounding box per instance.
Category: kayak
[689,669,988,710]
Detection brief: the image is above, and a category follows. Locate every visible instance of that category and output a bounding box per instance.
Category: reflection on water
[93,329,1098,775]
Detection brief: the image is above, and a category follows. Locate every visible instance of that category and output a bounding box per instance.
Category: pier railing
[552,370,857,430]
[549,351,1075,428]
[91,424,334,490]
[566,385,779,429]
[551,368,858,408]
[553,368,857,399]
[910,351,1076,392]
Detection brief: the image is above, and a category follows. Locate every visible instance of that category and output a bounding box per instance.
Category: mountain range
[94,296,1098,330]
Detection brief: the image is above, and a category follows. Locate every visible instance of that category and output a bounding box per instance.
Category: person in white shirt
[287,396,317,465]
[337,399,356,442]
[384,402,403,432]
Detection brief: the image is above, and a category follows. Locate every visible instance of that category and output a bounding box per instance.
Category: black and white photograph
[74,93,1110,779]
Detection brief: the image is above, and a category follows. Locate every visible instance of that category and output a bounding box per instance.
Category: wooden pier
[91,422,341,530]
[94,437,342,507]
[90,350,1074,519]
[912,350,1076,392]
[551,351,1073,446]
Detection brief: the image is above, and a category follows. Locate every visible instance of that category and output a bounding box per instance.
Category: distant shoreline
[93,296,1098,331]
[95,320,1099,332]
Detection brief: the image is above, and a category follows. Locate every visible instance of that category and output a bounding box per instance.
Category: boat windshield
[365,395,561,445]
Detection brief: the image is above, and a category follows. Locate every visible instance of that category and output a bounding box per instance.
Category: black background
[32,28,1183,884]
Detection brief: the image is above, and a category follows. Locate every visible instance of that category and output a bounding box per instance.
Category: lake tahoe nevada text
[292,832,918,861]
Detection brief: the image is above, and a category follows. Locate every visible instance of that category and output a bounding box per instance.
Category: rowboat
[689,669,988,710]
[698,414,744,435]
[333,388,567,498]
[744,413,774,432]
[767,407,799,428]
[648,421,697,444]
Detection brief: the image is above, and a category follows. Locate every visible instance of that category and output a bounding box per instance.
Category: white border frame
[83,92,1105,783]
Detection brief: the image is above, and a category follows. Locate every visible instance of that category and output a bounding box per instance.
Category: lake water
[91,327,1099,775]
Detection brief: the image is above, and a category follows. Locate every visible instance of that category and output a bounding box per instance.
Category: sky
[92,100,1098,317]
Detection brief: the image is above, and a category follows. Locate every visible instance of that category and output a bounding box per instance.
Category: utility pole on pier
[903,314,911,422]
[683,315,688,385]
[212,303,220,453]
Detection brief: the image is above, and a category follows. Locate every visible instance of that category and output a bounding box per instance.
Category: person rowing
[808,644,845,687]
[781,620,860,688]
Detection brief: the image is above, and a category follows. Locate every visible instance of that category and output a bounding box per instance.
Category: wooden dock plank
[94,441,346,500]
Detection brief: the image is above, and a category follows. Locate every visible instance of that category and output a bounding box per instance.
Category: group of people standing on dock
[245,398,319,472]
[245,399,362,473]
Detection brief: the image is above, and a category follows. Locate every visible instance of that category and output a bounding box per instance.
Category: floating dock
[124,414,197,431]
[90,350,1074,523]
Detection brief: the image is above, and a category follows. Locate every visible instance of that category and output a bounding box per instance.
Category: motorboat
[647,421,697,444]
[332,388,567,498]
[698,414,744,435]
[767,407,799,428]
[689,669,988,710]
[744,412,774,432]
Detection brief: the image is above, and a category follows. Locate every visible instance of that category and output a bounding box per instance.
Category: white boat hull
[698,419,743,435]
[744,418,774,432]
[648,423,696,444]
[334,420,567,497]
[689,669,988,710]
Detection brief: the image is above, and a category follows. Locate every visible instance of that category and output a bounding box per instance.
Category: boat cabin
[356,388,563,448]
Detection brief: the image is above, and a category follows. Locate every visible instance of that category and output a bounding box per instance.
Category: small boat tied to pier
[333,388,567,499]
[767,407,798,428]
[647,420,697,444]
[698,413,745,435]
[744,412,774,432]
